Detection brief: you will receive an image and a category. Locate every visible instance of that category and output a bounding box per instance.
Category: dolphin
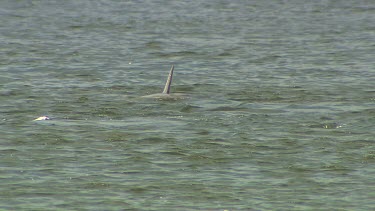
[162,65,174,94]
[142,65,186,99]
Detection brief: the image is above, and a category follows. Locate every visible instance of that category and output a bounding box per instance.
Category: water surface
[1,0,374,210]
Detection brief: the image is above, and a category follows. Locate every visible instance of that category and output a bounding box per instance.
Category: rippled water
[1,1,374,210]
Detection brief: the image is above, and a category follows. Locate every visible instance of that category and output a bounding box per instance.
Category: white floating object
[34,116,50,121]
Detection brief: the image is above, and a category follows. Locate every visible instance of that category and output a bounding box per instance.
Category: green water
[1,1,374,210]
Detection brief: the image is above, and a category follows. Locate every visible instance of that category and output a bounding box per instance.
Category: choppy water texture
[1,1,374,210]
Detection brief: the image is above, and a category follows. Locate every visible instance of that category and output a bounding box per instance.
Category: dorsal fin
[162,65,174,94]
